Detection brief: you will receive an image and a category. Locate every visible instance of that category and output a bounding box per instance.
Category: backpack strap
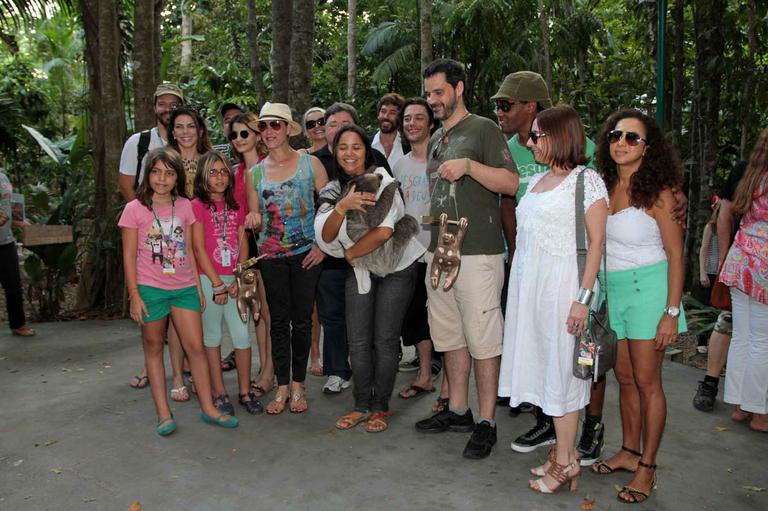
[134,129,152,190]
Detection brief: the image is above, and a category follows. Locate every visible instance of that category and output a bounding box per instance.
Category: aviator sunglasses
[257,120,285,132]
[305,118,326,130]
[228,129,252,141]
[607,129,646,146]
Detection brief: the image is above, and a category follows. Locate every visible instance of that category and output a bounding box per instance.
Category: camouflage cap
[154,83,184,103]
[491,71,552,108]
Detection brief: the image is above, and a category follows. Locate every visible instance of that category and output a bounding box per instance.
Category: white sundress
[498,167,609,417]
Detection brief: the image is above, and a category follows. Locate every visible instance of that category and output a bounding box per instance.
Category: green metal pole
[656,0,667,128]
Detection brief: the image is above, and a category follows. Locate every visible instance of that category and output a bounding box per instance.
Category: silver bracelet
[575,288,593,305]
[212,283,228,294]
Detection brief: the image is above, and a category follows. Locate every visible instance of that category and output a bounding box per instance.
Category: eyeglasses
[495,100,518,113]
[528,131,548,144]
[607,130,646,146]
[257,120,285,132]
[305,118,325,130]
[209,168,229,178]
[228,130,251,141]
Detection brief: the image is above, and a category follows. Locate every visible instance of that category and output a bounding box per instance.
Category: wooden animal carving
[234,262,261,323]
[430,213,469,291]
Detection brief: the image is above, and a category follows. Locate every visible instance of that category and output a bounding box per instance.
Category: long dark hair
[194,151,239,210]
[596,109,683,209]
[332,124,377,190]
[168,106,213,155]
[136,147,186,208]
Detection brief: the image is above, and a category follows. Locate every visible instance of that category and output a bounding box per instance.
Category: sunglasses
[495,100,518,113]
[305,118,326,130]
[209,168,230,178]
[607,130,646,146]
[228,129,252,141]
[257,120,285,132]
[528,131,548,144]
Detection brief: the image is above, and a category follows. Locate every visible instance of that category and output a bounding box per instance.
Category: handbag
[572,168,617,382]
[709,267,732,311]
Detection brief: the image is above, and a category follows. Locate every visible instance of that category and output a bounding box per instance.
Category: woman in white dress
[499,105,608,494]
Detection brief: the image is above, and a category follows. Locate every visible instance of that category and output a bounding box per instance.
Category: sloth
[341,172,419,277]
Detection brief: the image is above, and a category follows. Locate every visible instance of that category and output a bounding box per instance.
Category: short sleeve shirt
[118,198,197,289]
[192,199,246,276]
[0,172,14,245]
[427,114,517,255]
[119,127,166,184]
[508,134,596,203]
[393,153,431,249]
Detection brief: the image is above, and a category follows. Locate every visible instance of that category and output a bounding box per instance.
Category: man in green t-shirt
[414,59,518,461]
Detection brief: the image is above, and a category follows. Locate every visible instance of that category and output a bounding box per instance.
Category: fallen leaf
[45,439,59,447]
[50,467,63,474]
[12,459,23,467]
[613,484,624,492]
[715,426,729,432]
[82,498,96,503]
[128,501,142,511]
[580,498,595,510]
[61,368,71,372]
[742,486,765,493]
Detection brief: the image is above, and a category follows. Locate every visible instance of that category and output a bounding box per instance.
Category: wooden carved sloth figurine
[234,262,261,323]
[430,213,469,291]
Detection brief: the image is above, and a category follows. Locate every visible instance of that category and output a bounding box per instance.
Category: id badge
[162,260,176,275]
[221,248,232,268]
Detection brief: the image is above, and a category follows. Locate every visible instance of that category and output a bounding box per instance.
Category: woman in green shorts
[590,110,686,504]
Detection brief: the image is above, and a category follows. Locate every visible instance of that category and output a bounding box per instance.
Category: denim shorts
[137,284,201,323]
[601,260,687,340]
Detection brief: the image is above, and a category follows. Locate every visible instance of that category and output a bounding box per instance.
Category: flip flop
[336,411,370,430]
[398,385,435,399]
[129,375,148,389]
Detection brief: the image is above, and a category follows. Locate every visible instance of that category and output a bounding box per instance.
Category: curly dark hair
[595,109,683,209]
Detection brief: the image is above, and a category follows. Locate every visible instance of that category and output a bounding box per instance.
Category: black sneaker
[693,380,718,412]
[576,420,604,466]
[511,416,555,453]
[415,409,475,433]
[463,421,497,459]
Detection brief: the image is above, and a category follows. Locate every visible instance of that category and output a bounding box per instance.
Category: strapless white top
[605,207,666,271]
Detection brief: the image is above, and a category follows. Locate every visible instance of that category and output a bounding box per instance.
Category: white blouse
[605,207,666,272]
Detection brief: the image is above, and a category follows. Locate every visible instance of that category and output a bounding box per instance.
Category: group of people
[112,57,767,503]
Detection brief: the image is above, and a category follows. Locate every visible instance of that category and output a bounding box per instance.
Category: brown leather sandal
[366,411,394,433]
[336,411,369,430]
[529,460,579,494]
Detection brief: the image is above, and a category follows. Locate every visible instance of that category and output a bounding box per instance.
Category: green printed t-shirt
[508,134,596,203]
[428,114,517,255]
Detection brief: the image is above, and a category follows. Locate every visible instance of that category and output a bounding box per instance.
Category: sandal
[399,385,435,399]
[732,405,753,423]
[366,411,394,433]
[592,445,641,474]
[129,375,149,389]
[156,415,176,436]
[432,396,449,413]
[531,446,557,476]
[213,393,235,415]
[617,461,657,504]
[529,460,580,494]
[289,387,308,414]
[170,385,190,402]
[239,392,264,415]
[266,389,290,415]
[336,411,370,430]
[220,351,237,372]
[309,364,323,377]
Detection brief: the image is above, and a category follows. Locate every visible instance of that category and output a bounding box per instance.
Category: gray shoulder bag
[573,168,617,382]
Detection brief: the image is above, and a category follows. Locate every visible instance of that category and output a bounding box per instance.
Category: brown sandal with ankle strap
[618,460,657,504]
[529,460,580,494]
[592,445,642,474]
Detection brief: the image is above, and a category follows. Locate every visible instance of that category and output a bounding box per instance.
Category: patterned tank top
[252,153,316,259]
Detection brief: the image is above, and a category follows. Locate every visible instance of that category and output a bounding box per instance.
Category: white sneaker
[323,375,351,394]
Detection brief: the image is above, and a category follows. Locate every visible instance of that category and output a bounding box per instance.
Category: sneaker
[415,409,475,433]
[576,420,604,466]
[693,380,718,412]
[511,417,556,453]
[463,421,497,459]
[323,375,351,394]
[399,357,420,372]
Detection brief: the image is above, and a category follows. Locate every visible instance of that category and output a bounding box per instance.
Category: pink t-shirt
[192,198,247,276]
[233,162,248,212]
[119,198,197,290]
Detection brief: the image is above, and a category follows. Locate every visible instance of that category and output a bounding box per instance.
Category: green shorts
[137,284,201,323]
[600,260,687,340]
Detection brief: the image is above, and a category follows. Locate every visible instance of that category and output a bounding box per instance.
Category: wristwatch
[663,306,681,318]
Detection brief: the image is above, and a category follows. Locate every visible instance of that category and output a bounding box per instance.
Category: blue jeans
[317,268,352,380]
[346,261,417,412]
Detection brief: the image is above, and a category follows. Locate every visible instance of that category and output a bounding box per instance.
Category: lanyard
[151,198,175,252]
[210,202,229,243]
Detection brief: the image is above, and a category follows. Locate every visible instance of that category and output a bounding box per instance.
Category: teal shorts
[137,284,201,323]
[600,260,687,340]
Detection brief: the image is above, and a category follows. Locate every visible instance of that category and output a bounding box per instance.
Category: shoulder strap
[134,129,152,190]
[575,167,587,283]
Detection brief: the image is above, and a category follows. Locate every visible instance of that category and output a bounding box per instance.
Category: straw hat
[259,102,303,137]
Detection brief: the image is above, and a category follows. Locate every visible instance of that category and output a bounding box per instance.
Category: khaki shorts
[424,251,504,359]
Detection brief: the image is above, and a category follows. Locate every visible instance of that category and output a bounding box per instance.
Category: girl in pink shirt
[119,147,238,435]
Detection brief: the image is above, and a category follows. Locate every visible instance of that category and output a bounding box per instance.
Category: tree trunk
[133,0,157,131]
[153,0,163,81]
[538,0,552,93]
[288,0,315,115]
[670,0,684,143]
[347,0,357,100]
[180,2,193,75]
[418,0,432,80]
[739,3,758,160]
[270,0,292,102]
[245,0,267,107]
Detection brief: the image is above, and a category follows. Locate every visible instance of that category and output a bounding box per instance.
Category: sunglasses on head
[228,129,251,141]
[495,100,518,113]
[305,118,326,130]
[607,129,646,146]
[257,120,285,132]
[528,131,548,144]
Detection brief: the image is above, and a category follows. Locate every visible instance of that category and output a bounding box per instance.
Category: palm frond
[371,42,417,83]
